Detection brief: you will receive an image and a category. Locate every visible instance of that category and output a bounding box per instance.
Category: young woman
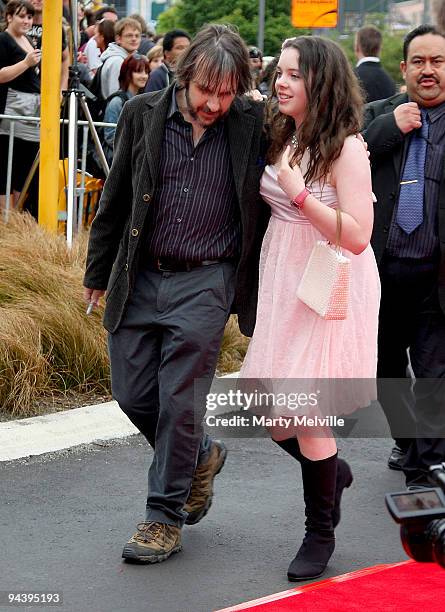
[102,54,149,164]
[0,0,40,212]
[240,36,380,581]
[96,19,115,55]
[84,18,115,78]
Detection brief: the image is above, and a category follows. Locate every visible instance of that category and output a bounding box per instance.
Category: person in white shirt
[354,26,396,103]
[99,17,141,99]
[85,18,115,77]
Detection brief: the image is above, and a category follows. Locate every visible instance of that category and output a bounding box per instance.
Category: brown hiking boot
[122,522,182,563]
[184,440,227,525]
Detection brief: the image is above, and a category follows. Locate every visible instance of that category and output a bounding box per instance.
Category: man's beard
[184,86,200,122]
[184,86,227,128]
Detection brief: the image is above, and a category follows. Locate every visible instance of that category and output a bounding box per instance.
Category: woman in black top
[0,0,41,214]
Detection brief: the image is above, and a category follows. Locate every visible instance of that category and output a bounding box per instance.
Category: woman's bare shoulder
[331,135,370,185]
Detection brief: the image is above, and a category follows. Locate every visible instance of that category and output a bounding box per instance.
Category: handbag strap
[334,207,342,252]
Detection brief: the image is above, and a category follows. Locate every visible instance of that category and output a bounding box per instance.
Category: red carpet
[216,561,445,611]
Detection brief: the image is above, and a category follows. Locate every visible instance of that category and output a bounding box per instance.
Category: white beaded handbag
[297,208,350,320]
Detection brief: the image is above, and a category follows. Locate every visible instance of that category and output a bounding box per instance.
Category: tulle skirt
[240,216,381,422]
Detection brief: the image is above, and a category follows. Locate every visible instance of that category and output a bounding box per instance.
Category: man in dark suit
[145,28,191,92]
[83,25,268,564]
[355,25,396,102]
[363,25,445,487]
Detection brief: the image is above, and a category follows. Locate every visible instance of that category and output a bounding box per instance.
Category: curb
[0,372,240,462]
[0,400,138,462]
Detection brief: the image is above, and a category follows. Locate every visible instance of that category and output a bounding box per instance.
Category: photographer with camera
[387,463,445,568]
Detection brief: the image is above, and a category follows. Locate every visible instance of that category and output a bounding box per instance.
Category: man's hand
[394,102,422,134]
[245,89,266,102]
[77,51,87,65]
[356,133,370,158]
[83,287,105,314]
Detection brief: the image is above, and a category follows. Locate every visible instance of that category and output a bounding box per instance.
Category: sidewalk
[0,400,136,461]
[0,372,240,462]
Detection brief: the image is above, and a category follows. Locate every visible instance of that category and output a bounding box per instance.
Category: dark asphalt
[1,436,409,612]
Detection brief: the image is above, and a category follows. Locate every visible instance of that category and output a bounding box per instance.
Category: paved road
[1,436,409,612]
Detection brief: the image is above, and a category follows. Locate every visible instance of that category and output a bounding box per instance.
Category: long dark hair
[97,19,115,51]
[267,36,364,185]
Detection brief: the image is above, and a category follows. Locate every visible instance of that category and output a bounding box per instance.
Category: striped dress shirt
[145,88,240,261]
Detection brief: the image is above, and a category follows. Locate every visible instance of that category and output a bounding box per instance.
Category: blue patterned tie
[396,109,429,234]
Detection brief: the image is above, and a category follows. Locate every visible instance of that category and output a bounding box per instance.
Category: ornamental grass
[0,213,248,417]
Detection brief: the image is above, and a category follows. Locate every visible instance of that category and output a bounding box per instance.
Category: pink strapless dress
[240,163,381,417]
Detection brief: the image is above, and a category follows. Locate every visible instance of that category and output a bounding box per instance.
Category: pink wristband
[291,187,311,210]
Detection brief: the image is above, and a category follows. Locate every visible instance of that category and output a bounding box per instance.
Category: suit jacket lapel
[227,97,256,203]
[143,86,173,186]
[388,93,409,176]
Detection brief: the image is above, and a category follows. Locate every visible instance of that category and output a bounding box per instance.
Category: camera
[385,463,445,568]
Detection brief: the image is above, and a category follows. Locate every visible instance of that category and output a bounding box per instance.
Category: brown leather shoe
[184,440,227,525]
[122,522,182,563]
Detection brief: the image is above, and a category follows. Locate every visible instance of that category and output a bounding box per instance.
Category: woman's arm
[277,137,373,255]
[0,49,41,84]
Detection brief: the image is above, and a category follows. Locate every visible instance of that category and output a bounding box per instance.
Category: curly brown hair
[267,36,364,185]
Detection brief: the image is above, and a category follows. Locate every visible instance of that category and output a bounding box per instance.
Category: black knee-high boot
[287,453,337,581]
[273,438,353,528]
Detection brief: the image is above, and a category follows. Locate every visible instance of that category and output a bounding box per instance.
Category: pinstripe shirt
[386,102,445,259]
[145,88,239,261]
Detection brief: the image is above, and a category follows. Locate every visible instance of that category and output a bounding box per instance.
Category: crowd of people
[0,0,288,218]
[0,3,394,216]
[0,2,185,214]
[1,0,445,586]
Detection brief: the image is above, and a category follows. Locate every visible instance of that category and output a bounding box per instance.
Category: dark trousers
[108,261,236,526]
[377,255,445,484]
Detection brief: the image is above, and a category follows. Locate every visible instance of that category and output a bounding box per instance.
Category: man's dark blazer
[363,92,445,314]
[84,84,269,336]
[355,61,396,103]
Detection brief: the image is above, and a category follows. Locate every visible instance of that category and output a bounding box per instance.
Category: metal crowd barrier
[0,113,117,230]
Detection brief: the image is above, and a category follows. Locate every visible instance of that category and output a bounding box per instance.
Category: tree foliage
[379,33,405,84]
[157,0,406,82]
[158,0,308,57]
[157,5,181,33]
